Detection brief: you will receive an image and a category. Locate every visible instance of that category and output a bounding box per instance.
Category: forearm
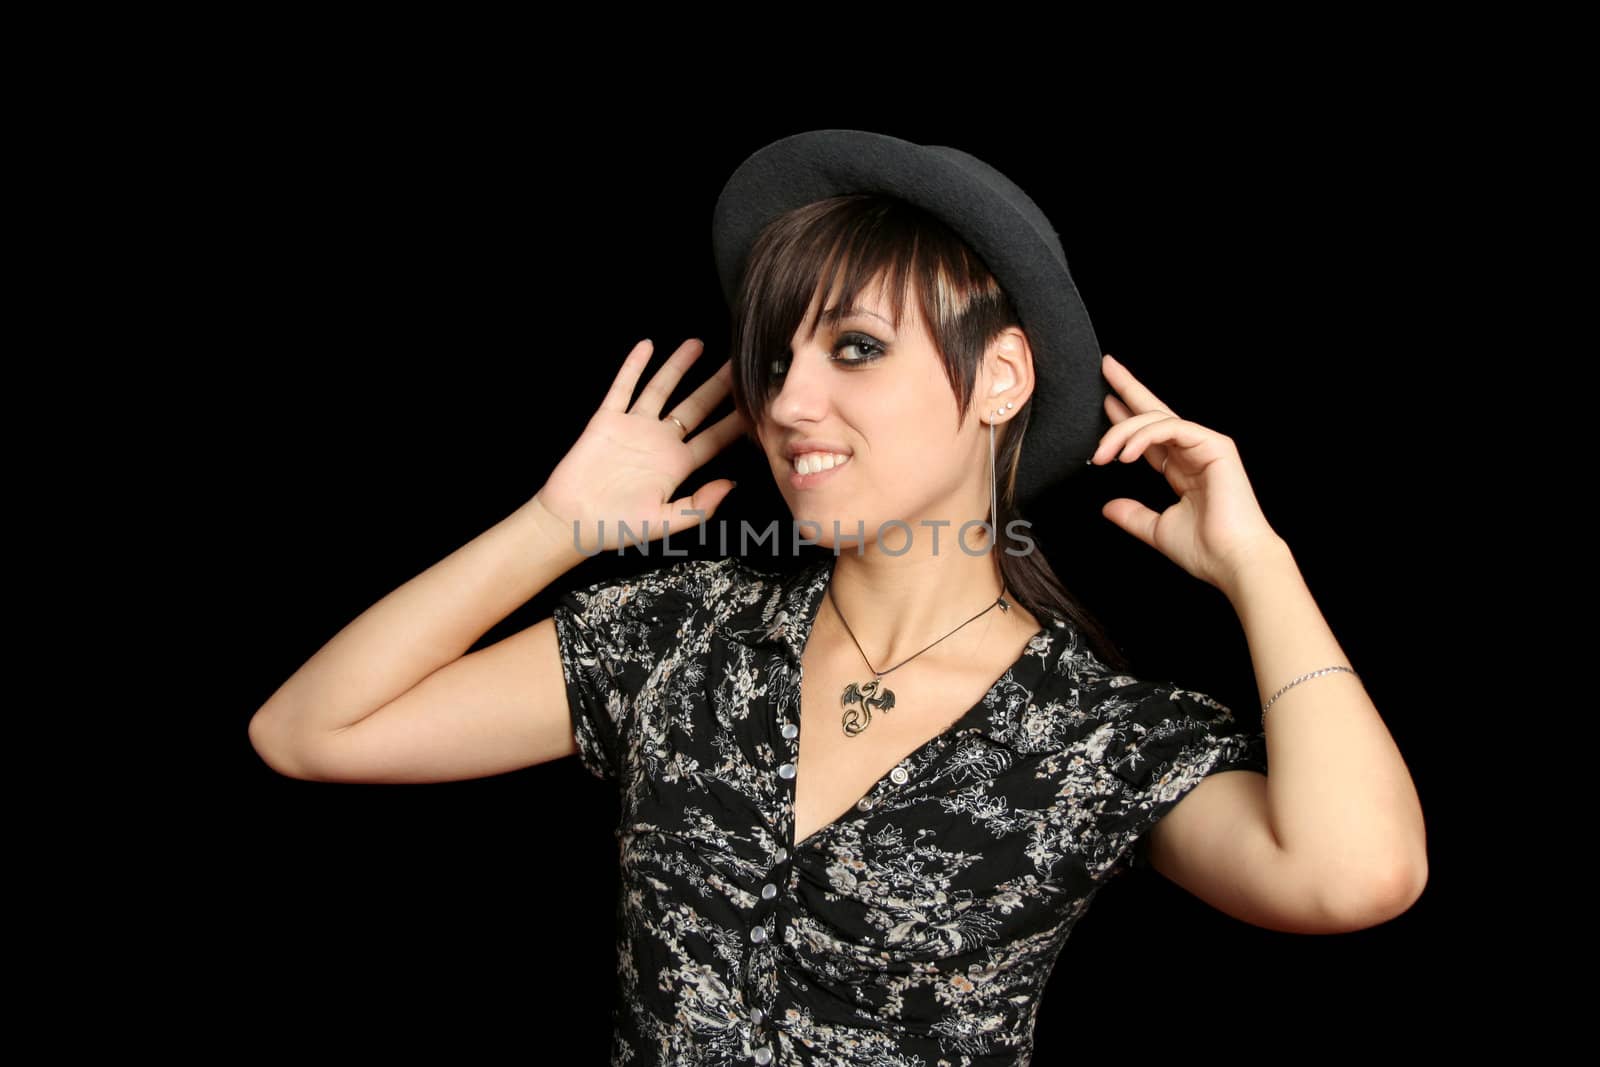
[251,491,588,737]
[1222,538,1427,911]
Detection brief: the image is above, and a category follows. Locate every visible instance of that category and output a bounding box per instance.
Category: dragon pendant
[840,676,897,737]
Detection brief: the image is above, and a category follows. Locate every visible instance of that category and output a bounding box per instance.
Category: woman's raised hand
[533,338,749,555]
[1087,353,1287,594]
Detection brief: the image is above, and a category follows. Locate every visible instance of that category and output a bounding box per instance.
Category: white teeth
[793,452,850,475]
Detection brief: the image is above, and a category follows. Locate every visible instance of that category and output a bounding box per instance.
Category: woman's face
[754,272,993,555]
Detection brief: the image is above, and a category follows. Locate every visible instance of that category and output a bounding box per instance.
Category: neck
[821,546,1014,670]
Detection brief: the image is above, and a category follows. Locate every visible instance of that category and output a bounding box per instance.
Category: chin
[796,508,881,551]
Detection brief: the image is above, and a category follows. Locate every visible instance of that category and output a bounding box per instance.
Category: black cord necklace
[826,582,1010,737]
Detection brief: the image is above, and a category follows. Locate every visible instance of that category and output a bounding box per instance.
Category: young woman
[249,133,1426,1066]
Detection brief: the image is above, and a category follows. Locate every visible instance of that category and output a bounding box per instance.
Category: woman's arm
[1086,353,1426,926]
[247,337,746,782]
[246,494,588,775]
[1223,536,1427,915]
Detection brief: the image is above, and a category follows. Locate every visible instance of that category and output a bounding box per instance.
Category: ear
[982,327,1035,420]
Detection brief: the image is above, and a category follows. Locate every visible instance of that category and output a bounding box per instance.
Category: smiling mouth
[788,451,851,489]
[790,452,851,476]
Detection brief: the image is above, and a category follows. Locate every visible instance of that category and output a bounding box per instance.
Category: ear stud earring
[990,400,1014,420]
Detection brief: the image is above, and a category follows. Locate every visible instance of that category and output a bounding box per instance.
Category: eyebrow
[820,306,892,328]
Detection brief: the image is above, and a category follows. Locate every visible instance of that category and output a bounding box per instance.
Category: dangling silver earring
[988,417,998,542]
[985,409,1011,607]
[987,399,1013,549]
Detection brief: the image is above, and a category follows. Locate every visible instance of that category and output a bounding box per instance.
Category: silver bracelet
[1261,665,1357,726]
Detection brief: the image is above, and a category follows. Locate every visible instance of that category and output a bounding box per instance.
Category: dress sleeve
[1088,674,1268,874]
[548,558,710,784]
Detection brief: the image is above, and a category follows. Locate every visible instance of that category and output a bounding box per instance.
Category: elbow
[248,710,317,781]
[1324,855,1427,931]
[1385,853,1429,916]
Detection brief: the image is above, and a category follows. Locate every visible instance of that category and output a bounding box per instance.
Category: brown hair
[726,192,1132,673]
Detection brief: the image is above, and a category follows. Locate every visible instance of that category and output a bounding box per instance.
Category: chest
[790,640,1009,850]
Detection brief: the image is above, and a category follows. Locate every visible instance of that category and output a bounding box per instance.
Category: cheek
[870,393,964,487]
[883,368,956,447]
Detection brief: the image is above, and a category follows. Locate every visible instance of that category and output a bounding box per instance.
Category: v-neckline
[783,557,1051,854]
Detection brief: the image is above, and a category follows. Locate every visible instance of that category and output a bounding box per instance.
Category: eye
[831,332,885,364]
[767,332,885,390]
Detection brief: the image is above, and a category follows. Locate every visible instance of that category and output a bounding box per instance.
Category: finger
[1102,353,1178,420]
[684,407,752,470]
[662,478,737,532]
[631,338,707,418]
[665,359,735,437]
[1104,390,1133,425]
[1115,414,1202,467]
[600,339,656,413]
[1090,408,1172,464]
[1107,393,1172,474]
[1100,495,1163,550]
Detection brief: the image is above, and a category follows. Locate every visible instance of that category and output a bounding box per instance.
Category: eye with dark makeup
[767,332,886,386]
[831,332,885,364]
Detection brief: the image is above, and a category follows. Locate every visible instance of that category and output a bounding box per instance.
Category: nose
[768,337,832,430]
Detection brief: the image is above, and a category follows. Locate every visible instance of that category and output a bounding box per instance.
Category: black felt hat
[711,128,1111,507]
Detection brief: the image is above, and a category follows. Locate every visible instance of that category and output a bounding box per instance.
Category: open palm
[536,338,748,555]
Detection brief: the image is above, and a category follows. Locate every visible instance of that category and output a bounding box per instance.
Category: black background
[193,79,1498,1056]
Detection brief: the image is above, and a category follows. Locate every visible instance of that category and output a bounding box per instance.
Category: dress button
[778,762,796,779]
[761,883,777,900]
[750,1006,764,1025]
[890,767,908,785]
[751,926,767,943]
[754,1046,773,1065]
[781,723,798,739]
[773,847,787,864]
[857,796,874,812]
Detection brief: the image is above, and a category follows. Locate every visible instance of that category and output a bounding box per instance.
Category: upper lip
[784,439,853,460]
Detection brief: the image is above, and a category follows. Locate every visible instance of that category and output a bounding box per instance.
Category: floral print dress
[550,553,1269,1066]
